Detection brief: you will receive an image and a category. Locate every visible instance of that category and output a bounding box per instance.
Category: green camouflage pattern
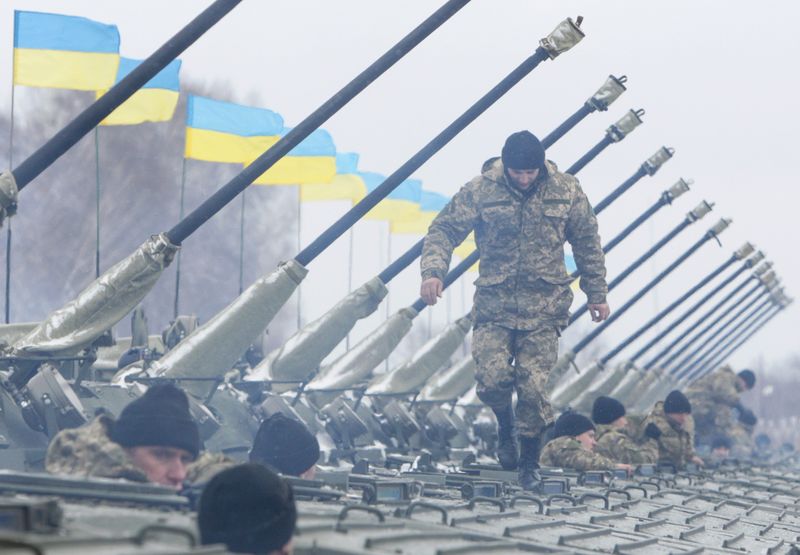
[421,159,607,329]
[594,423,658,464]
[472,323,558,437]
[185,452,236,484]
[640,401,696,469]
[686,366,742,445]
[540,435,617,470]
[45,415,149,483]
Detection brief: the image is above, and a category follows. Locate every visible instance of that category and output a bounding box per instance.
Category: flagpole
[296,185,302,330]
[5,48,17,323]
[173,157,187,319]
[238,189,246,294]
[94,127,101,278]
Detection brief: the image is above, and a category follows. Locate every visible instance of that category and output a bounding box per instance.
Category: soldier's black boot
[493,404,518,470]
[518,436,542,491]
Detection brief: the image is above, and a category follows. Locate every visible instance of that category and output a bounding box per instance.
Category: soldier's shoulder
[544,160,581,193]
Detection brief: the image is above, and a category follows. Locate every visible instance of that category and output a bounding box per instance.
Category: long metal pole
[169,0,475,246]
[631,258,757,365]
[541,104,593,149]
[599,254,738,365]
[679,297,774,382]
[172,158,187,319]
[659,279,766,371]
[670,287,771,377]
[568,222,728,356]
[13,0,244,190]
[566,135,613,175]
[5,53,15,323]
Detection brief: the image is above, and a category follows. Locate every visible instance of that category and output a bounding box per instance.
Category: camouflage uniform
[594,424,658,465]
[46,415,149,482]
[686,366,742,446]
[421,159,606,437]
[639,401,696,468]
[540,436,616,470]
[46,415,222,484]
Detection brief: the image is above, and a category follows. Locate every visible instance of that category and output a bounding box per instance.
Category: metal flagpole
[5,47,16,323]
[296,185,302,330]
[173,158,187,319]
[94,127,101,278]
[238,189,246,294]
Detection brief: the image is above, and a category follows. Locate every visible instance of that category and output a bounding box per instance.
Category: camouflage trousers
[473,323,558,438]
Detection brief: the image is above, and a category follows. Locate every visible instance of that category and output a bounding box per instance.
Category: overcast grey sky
[1,1,798,374]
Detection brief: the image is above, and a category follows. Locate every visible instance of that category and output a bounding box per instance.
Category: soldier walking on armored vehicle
[540,411,632,473]
[639,390,704,469]
[420,131,609,490]
[686,366,756,448]
[591,396,658,464]
[45,383,200,489]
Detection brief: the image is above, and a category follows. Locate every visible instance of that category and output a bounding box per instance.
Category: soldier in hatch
[686,366,756,447]
[420,131,609,490]
[46,383,200,489]
[540,411,632,473]
[639,390,704,469]
[591,396,658,464]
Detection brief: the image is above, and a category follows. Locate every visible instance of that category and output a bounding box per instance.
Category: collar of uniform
[481,157,554,199]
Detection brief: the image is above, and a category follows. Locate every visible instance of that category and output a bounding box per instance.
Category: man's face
[612,416,628,429]
[666,412,688,428]
[125,446,194,489]
[506,168,540,190]
[736,377,750,392]
[576,430,597,451]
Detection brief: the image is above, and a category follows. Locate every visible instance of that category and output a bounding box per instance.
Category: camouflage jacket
[540,436,617,471]
[686,367,741,436]
[421,159,606,329]
[640,402,695,468]
[46,415,149,483]
[595,424,658,465]
[46,415,229,485]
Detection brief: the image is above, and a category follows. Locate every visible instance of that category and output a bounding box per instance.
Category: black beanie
[199,463,297,554]
[738,369,756,389]
[553,411,595,439]
[664,390,692,415]
[711,435,733,450]
[250,413,320,476]
[592,396,626,425]
[110,383,200,459]
[501,131,546,171]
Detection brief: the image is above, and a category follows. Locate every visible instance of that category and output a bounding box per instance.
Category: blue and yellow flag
[185,95,284,164]
[360,172,422,222]
[300,154,366,203]
[391,190,449,234]
[97,57,181,125]
[250,128,337,185]
[13,10,120,90]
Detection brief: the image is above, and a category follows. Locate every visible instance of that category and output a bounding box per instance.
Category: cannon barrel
[565,109,645,175]
[417,356,477,403]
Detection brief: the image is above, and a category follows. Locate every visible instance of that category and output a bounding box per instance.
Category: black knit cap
[738,369,756,389]
[501,130,546,171]
[553,411,595,439]
[250,413,320,476]
[199,463,297,554]
[110,383,200,459]
[592,396,626,425]
[664,390,692,415]
[711,435,733,450]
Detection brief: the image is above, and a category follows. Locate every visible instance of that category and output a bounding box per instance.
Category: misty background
[0,2,798,399]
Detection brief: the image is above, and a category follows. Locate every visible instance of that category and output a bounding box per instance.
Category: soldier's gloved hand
[615,463,633,477]
[420,277,444,305]
[644,423,662,440]
[588,303,611,322]
[691,455,705,467]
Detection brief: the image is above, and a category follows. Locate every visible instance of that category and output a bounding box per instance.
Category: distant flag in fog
[361,172,422,223]
[97,57,181,125]
[391,190,449,234]
[300,153,367,204]
[13,10,120,90]
[250,128,337,185]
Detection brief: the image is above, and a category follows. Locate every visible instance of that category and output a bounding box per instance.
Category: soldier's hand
[691,455,705,467]
[588,303,611,322]
[644,423,662,440]
[420,278,444,305]
[615,463,633,477]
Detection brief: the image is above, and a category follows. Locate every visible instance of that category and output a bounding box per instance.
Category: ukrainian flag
[97,58,181,125]
[251,128,337,185]
[360,172,422,222]
[391,190,449,234]
[185,95,284,164]
[300,154,367,204]
[13,10,120,90]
